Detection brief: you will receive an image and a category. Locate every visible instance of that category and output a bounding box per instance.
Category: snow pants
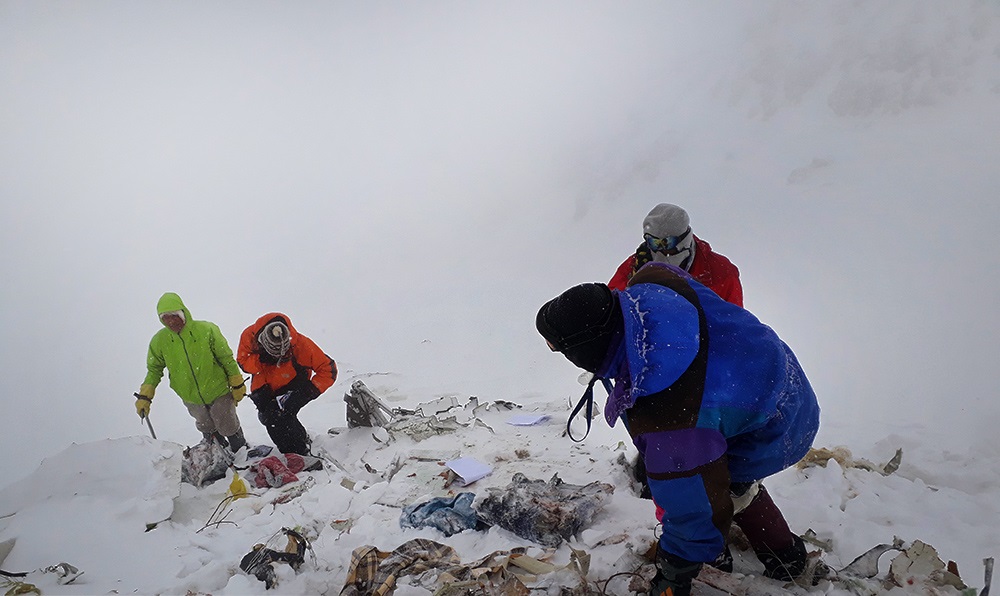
[251,375,316,455]
[184,393,241,437]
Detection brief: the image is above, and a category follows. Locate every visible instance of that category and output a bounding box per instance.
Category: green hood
[156,292,192,327]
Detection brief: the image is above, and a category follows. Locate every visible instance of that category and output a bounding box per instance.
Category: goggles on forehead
[644,227,691,255]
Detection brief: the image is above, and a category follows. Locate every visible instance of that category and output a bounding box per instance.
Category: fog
[2,1,998,484]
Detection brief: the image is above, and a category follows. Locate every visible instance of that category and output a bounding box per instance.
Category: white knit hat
[642,203,696,270]
[258,321,290,358]
[642,203,690,238]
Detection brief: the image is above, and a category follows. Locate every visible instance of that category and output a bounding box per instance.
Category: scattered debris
[246,444,274,459]
[492,400,520,411]
[250,453,323,489]
[181,438,233,487]
[340,538,572,596]
[344,380,394,428]
[198,494,241,533]
[338,383,512,443]
[239,527,310,590]
[270,476,316,506]
[340,538,462,596]
[410,449,462,462]
[476,473,614,547]
[507,414,550,426]
[0,561,83,593]
[802,528,834,551]
[385,412,494,443]
[797,446,903,476]
[839,537,906,579]
[42,563,82,585]
[888,540,966,590]
[228,473,250,500]
[400,492,483,536]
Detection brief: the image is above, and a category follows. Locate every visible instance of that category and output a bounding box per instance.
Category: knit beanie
[642,203,690,238]
[642,203,696,270]
[536,283,622,373]
[259,320,290,358]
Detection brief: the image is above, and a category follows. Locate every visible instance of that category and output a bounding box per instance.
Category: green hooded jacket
[143,293,242,406]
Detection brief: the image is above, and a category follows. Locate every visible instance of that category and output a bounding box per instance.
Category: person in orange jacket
[609,203,743,307]
[237,313,337,455]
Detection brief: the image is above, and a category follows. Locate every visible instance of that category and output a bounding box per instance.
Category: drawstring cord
[566,376,613,442]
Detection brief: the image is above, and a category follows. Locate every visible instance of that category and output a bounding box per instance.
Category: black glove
[280,383,320,417]
[257,402,282,426]
[649,547,702,596]
[250,386,282,425]
[249,386,275,408]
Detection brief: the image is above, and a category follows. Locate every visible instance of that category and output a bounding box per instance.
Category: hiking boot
[226,429,247,453]
[758,535,807,582]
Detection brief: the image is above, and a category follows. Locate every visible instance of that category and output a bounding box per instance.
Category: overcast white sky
[2,1,999,484]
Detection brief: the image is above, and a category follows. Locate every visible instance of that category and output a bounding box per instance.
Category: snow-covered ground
[0,365,996,595]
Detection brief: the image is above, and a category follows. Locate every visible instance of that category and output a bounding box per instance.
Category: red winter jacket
[237,312,338,395]
[608,236,744,307]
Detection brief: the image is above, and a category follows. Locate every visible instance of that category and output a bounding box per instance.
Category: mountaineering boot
[650,546,702,596]
[226,428,247,453]
[758,534,807,581]
[732,484,809,580]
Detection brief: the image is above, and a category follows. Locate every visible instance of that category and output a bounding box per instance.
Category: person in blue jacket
[536,262,820,596]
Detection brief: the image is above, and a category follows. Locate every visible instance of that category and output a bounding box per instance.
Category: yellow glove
[135,384,155,418]
[229,375,247,403]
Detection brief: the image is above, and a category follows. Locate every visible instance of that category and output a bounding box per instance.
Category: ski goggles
[644,228,691,255]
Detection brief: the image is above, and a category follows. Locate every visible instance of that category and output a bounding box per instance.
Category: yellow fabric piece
[229,473,249,500]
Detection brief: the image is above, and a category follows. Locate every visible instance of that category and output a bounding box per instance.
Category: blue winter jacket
[604,263,819,563]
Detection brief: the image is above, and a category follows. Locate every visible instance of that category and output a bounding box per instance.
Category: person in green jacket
[134,292,248,452]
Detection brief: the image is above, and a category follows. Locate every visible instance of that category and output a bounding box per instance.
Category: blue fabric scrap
[399,492,480,536]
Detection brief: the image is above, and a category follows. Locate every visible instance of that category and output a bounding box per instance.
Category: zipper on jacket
[179,333,209,407]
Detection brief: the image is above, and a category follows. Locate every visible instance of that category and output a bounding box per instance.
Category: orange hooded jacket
[237,312,337,395]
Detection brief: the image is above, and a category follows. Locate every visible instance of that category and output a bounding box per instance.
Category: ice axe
[140,413,157,439]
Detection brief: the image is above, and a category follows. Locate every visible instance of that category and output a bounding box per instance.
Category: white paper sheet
[445,456,492,486]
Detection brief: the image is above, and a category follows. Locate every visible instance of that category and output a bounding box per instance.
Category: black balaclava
[536,283,623,374]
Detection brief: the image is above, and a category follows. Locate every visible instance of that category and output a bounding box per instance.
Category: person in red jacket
[237,313,338,455]
[610,204,745,574]
[609,203,743,307]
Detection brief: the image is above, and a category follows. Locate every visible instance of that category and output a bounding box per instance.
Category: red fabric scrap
[253,453,307,488]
